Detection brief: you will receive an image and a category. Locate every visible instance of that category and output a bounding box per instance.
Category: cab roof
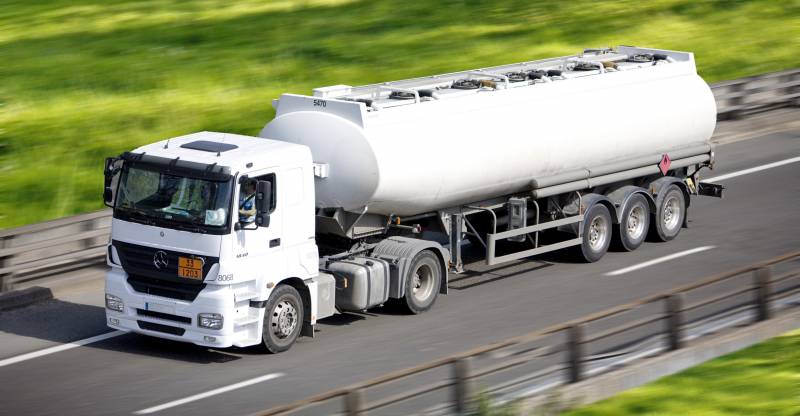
[132,131,310,173]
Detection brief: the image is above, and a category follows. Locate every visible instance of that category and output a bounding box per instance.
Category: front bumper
[105,267,263,348]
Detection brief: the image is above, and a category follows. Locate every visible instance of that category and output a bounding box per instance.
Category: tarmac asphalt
[0,111,797,416]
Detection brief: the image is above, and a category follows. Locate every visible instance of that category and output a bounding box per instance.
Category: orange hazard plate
[178,257,203,280]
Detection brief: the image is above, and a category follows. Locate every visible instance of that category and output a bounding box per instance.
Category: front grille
[138,320,186,336]
[137,309,192,324]
[113,240,217,302]
[113,240,218,282]
[128,274,206,302]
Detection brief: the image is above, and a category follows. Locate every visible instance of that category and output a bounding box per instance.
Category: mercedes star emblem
[153,250,169,269]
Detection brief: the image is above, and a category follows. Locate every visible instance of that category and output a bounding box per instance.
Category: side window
[238,178,257,224]
[237,173,276,224]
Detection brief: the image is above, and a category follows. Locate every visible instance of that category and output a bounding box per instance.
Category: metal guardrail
[0,68,798,292]
[714,68,800,120]
[0,211,110,291]
[254,251,800,416]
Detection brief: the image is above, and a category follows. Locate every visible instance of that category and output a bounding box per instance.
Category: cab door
[233,169,285,285]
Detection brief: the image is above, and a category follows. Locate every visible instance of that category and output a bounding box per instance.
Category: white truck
[103,46,723,352]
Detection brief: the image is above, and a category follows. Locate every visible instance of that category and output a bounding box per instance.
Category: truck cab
[104,132,328,352]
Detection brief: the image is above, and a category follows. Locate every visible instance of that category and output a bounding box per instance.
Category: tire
[615,194,650,252]
[578,204,612,263]
[650,185,685,242]
[403,251,442,314]
[262,284,303,354]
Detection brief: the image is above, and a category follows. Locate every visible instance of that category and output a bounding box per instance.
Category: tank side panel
[364,62,716,216]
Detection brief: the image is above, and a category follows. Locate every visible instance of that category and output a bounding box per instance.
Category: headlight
[105,294,124,312]
[198,313,224,330]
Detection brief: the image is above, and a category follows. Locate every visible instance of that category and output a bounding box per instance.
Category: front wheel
[262,285,303,354]
[403,251,442,314]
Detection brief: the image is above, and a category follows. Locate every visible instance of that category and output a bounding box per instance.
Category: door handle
[270,238,281,248]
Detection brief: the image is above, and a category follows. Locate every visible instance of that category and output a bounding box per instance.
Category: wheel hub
[663,196,681,230]
[271,300,297,339]
[412,265,433,301]
[626,205,645,240]
[588,216,608,250]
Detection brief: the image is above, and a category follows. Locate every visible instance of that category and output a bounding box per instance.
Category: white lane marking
[703,156,800,182]
[133,372,285,415]
[604,246,716,276]
[0,330,124,368]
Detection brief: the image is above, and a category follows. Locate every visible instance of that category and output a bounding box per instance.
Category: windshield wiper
[119,205,212,233]
[119,207,157,226]
[157,216,208,234]
[174,222,208,234]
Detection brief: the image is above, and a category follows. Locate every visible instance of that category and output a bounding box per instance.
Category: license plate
[178,256,203,280]
[146,302,175,315]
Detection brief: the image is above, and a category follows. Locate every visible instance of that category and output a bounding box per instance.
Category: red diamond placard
[658,153,671,175]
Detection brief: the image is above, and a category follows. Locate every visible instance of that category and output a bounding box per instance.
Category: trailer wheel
[615,194,650,251]
[262,284,303,354]
[650,185,685,242]
[578,204,612,263]
[403,250,442,314]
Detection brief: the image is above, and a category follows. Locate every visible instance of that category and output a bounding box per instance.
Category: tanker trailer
[103,46,723,352]
[262,45,721,268]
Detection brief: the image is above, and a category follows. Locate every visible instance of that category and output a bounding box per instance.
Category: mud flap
[301,322,315,338]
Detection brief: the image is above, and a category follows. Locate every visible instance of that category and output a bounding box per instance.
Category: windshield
[114,164,233,233]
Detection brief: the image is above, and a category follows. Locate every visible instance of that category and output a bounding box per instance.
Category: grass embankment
[562,329,800,416]
[1,0,799,228]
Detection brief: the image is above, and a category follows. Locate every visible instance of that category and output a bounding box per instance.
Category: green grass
[1,0,799,228]
[562,329,800,416]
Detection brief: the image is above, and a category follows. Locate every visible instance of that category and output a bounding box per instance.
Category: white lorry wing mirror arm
[255,180,272,228]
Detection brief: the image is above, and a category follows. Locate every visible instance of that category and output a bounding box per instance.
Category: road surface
[0,114,798,416]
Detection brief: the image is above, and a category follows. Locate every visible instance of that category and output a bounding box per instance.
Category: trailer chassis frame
[447,192,585,271]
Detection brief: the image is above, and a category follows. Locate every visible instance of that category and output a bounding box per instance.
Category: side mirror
[104,157,116,176]
[103,157,121,207]
[255,180,273,228]
[103,187,114,205]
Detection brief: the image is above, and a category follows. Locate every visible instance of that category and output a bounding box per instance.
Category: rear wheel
[650,185,685,242]
[403,251,442,314]
[262,285,303,354]
[615,194,650,251]
[578,204,612,263]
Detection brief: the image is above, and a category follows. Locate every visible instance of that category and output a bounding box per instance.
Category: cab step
[234,290,259,303]
[234,314,260,327]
